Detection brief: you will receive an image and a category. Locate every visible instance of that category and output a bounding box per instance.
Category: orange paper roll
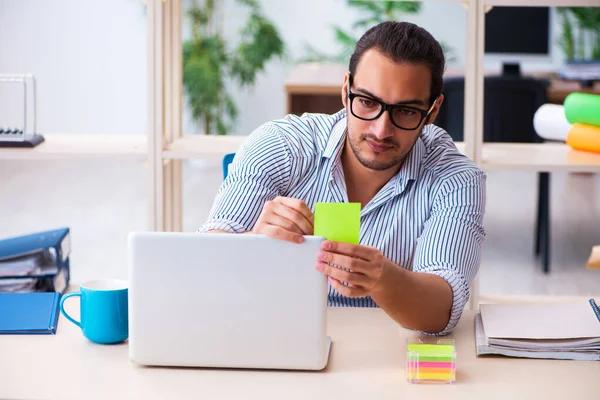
[566,124,600,154]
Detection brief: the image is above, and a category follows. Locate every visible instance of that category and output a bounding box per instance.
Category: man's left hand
[315,241,387,297]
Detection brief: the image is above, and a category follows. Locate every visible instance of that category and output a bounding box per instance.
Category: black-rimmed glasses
[347,74,436,130]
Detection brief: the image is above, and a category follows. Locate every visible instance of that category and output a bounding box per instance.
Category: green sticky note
[407,344,456,354]
[314,202,361,244]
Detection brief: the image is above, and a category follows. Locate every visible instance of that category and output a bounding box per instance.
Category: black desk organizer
[0,74,45,148]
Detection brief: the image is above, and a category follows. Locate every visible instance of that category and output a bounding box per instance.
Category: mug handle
[60,292,82,328]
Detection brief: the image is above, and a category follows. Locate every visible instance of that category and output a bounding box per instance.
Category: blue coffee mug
[60,279,129,344]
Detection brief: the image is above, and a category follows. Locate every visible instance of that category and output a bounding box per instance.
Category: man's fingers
[327,276,368,298]
[273,197,314,230]
[262,224,304,244]
[317,251,372,274]
[322,241,379,262]
[315,262,371,288]
[263,212,304,235]
[271,204,313,235]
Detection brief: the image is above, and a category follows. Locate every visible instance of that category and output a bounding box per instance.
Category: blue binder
[0,292,61,334]
[0,227,71,293]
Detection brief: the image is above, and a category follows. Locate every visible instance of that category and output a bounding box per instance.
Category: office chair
[434,76,552,273]
[222,153,235,180]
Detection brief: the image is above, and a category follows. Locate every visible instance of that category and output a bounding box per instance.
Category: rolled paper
[533,104,572,142]
[566,123,600,154]
[564,93,600,127]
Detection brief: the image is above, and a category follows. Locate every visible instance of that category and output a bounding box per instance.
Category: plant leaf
[348,0,382,14]
[334,27,357,48]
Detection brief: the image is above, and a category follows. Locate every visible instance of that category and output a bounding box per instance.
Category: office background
[0,0,598,297]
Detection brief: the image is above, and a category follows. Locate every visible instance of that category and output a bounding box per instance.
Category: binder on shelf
[0,227,71,294]
[0,292,61,334]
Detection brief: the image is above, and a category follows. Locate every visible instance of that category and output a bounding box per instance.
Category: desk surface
[1,307,598,400]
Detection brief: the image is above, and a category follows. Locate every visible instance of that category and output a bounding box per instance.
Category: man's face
[341,48,442,171]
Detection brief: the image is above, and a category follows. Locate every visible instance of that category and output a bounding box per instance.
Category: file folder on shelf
[0,227,71,293]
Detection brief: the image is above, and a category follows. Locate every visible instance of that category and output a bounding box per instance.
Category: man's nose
[371,110,395,140]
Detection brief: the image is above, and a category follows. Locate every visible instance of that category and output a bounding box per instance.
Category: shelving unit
[3,0,597,306]
[472,0,600,169]
[481,143,600,172]
[0,134,146,160]
[163,136,246,160]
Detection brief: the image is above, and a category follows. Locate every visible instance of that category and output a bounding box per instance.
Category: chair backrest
[434,76,549,143]
[222,153,235,180]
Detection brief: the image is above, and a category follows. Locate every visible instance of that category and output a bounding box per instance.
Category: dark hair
[349,21,445,106]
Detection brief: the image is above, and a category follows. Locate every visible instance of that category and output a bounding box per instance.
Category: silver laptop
[127,232,331,370]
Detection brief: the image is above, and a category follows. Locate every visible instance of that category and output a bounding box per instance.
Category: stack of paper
[475,300,600,361]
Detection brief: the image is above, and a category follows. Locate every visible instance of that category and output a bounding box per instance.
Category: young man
[199,21,486,335]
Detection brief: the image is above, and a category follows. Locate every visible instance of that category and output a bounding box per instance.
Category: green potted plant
[183,0,285,135]
[557,7,600,61]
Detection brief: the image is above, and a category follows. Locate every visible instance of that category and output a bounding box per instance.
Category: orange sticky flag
[566,123,600,154]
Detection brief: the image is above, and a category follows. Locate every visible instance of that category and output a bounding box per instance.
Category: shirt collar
[399,136,425,182]
[323,109,348,160]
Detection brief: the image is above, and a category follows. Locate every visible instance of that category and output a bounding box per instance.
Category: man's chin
[357,154,402,171]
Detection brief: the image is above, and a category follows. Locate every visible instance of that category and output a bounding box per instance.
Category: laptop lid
[128,232,329,370]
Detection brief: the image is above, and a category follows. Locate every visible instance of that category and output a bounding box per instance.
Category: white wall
[0,0,147,134]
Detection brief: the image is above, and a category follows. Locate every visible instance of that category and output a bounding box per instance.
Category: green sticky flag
[406,344,456,354]
[314,202,361,244]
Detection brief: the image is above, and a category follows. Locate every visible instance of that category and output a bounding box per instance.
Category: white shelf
[0,134,146,160]
[482,0,599,5]
[163,135,246,159]
[481,143,600,173]
[455,142,466,155]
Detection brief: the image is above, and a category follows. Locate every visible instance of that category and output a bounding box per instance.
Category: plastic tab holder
[406,338,456,384]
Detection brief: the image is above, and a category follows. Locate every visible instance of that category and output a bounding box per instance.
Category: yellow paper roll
[566,123,600,154]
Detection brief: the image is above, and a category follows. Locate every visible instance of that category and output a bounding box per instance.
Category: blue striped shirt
[199,109,486,334]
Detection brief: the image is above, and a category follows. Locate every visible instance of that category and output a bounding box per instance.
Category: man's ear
[341,72,351,108]
[424,94,444,125]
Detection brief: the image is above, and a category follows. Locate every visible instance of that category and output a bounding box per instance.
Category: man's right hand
[252,196,314,244]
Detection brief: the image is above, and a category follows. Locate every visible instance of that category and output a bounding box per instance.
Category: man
[199,21,486,335]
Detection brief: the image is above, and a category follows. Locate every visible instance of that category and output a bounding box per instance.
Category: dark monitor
[485,7,550,55]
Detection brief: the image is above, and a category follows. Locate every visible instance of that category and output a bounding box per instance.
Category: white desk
[1,307,598,399]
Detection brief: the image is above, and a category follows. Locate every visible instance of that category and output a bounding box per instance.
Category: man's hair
[349,21,446,106]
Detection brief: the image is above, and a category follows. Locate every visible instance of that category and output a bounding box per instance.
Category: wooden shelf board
[163,135,246,159]
[0,134,146,160]
[285,63,346,94]
[481,143,600,172]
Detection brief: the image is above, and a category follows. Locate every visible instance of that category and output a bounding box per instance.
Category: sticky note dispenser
[406,338,456,384]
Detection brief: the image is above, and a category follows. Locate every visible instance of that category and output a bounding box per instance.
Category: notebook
[0,292,61,334]
[475,299,600,361]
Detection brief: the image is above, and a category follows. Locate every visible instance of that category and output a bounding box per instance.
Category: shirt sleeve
[197,123,293,233]
[412,169,486,335]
